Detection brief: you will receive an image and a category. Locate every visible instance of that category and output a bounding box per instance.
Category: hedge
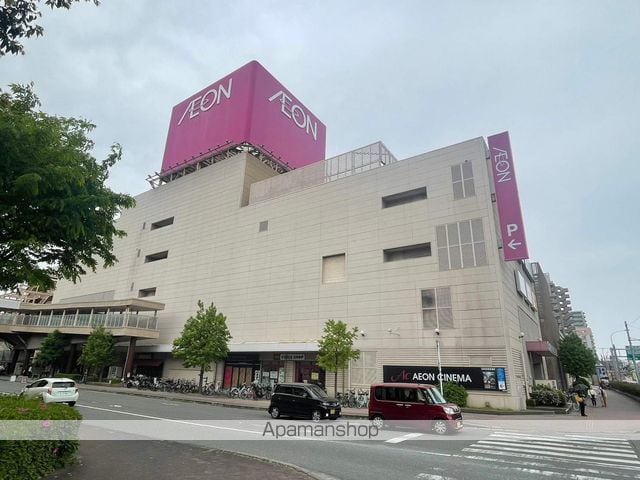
[611,381,640,398]
[0,396,82,480]
[529,384,567,407]
[442,382,468,407]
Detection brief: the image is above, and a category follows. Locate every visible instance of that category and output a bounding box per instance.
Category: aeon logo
[389,370,411,382]
[177,78,233,126]
[268,90,318,141]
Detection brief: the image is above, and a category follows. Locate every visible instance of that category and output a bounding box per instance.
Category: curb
[212,448,340,480]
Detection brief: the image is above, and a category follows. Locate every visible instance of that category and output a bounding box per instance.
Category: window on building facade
[436,218,487,271]
[452,162,475,200]
[150,217,174,230]
[350,351,377,386]
[322,254,346,283]
[259,220,268,232]
[383,243,431,262]
[144,251,169,263]
[138,287,156,298]
[381,187,427,208]
[421,287,453,329]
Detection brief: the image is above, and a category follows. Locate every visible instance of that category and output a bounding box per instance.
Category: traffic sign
[625,345,640,360]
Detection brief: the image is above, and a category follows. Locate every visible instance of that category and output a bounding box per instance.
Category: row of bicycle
[336,388,369,408]
[124,375,370,408]
[124,375,272,399]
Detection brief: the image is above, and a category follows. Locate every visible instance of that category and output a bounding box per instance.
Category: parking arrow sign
[508,239,522,250]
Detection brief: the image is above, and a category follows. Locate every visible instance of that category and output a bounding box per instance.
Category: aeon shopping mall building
[7,61,553,410]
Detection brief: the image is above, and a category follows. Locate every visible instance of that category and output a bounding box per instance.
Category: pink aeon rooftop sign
[487,131,530,261]
[161,61,326,173]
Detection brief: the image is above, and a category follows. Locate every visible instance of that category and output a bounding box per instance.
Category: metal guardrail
[0,312,158,331]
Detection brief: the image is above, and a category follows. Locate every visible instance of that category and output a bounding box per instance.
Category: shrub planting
[529,384,567,407]
[611,381,640,398]
[0,395,81,480]
[442,382,468,407]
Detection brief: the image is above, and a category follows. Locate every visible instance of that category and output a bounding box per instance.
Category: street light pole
[625,321,640,385]
[435,328,443,396]
[519,332,529,400]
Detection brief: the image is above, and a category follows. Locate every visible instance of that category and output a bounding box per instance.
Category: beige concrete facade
[53,137,541,410]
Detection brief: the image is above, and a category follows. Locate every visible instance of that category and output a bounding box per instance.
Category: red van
[368,383,463,434]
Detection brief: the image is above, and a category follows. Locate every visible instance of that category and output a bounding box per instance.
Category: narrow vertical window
[322,254,346,283]
[422,287,453,329]
[452,162,475,199]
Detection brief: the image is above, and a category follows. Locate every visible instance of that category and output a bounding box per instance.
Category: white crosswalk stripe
[462,431,640,477]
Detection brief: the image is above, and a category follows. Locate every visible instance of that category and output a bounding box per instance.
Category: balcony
[0,301,161,340]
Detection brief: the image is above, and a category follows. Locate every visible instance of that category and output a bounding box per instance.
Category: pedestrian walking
[599,385,608,407]
[575,392,587,416]
[588,386,597,407]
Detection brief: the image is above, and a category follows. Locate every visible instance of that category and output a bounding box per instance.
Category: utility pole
[625,321,640,385]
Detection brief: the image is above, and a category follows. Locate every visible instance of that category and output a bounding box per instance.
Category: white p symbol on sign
[507,224,519,237]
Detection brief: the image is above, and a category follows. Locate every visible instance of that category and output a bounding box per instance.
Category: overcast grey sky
[2,0,639,355]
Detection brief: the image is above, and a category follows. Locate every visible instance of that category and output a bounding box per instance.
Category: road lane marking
[489,433,635,452]
[476,440,639,460]
[492,431,630,445]
[415,474,457,479]
[76,404,263,435]
[386,433,424,444]
[462,447,640,472]
[462,455,628,479]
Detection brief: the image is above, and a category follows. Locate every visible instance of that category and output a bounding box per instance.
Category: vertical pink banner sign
[487,131,529,261]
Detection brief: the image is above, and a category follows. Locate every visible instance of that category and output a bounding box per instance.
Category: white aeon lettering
[492,147,512,183]
[412,373,436,381]
[412,373,472,383]
[177,78,233,126]
[268,90,318,141]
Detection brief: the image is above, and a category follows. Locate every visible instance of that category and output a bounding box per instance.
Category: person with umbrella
[573,384,588,417]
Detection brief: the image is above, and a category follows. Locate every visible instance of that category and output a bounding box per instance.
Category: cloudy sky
[3,0,639,354]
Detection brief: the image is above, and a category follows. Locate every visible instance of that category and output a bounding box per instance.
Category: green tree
[0,84,135,291]
[77,326,115,382]
[172,301,232,393]
[317,319,360,396]
[0,0,99,56]
[33,329,68,375]
[558,333,597,381]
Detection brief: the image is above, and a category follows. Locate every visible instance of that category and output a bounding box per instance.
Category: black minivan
[268,383,341,421]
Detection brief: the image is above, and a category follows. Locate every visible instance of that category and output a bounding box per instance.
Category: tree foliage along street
[33,329,68,375]
[317,319,360,395]
[78,326,116,382]
[558,332,598,381]
[0,84,135,291]
[0,0,99,56]
[172,301,232,393]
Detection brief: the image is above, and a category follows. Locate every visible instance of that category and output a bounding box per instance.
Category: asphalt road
[2,379,639,480]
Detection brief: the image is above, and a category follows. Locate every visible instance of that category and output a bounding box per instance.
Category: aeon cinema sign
[161,61,326,173]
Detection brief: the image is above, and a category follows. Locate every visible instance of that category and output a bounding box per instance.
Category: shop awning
[526,340,558,356]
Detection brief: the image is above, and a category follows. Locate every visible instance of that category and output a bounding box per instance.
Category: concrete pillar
[65,343,77,373]
[123,337,136,378]
[9,347,21,375]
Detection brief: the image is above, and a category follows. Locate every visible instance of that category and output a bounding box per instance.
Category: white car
[21,378,79,406]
